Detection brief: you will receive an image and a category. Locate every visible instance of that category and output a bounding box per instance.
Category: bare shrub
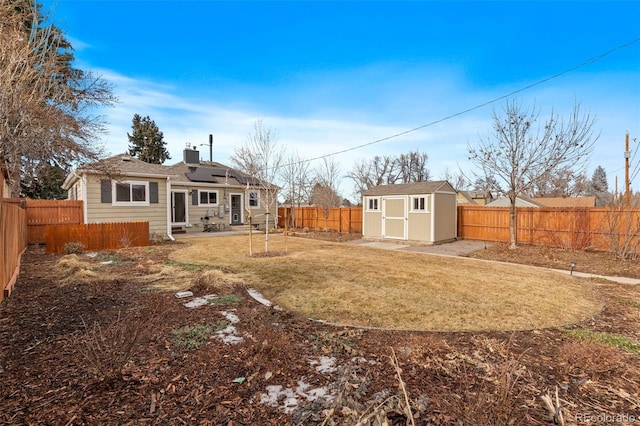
[76,294,168,382]
[604,201,640,260]
[64,241,84,254]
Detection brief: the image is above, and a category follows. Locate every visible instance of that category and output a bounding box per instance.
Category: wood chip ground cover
[0,241,638,425]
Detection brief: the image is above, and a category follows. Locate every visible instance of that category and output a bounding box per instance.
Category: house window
[367,197,379,211]
[199,190,218,206]
[247,191,259,208]
[411,196,428,212]
[113,181,149,206]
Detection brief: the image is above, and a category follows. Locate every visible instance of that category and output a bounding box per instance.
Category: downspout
[81,174,88,223]
[166,177,174,241]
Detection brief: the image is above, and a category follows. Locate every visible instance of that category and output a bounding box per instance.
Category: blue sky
[43,0,640,198]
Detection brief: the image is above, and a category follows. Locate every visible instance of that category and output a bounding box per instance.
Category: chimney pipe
[208,134,213,163]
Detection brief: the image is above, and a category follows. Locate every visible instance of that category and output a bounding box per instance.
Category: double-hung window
[199,190,218,206]
[247,191,259,208]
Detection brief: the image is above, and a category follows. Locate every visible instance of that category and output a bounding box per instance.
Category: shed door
[382,197,407,240]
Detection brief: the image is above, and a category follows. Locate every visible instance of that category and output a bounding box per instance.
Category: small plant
[564,328,639,353]
[64,241,84,254]
[210,294,243,307]
[172,323,222,349]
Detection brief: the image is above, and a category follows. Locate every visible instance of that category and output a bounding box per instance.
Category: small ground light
[570,261,577,275]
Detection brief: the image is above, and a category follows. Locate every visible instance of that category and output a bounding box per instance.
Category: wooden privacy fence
[45,221,150,254]
[278,206,363,234]
[457,205,640,252]
[1,200,27,302]
[24,199,83,244]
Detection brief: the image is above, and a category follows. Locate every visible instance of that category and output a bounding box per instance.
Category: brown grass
[170,235,602,332]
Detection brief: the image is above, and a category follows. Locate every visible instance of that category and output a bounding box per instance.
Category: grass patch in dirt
[171,323,226,349]
[170,235,602,332]
[210,293,243,306]
[563,328,640,353]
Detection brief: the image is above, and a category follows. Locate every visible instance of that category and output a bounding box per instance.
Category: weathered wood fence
[278,207,362,234]
[45,221,150,254]
[1,200,27,302]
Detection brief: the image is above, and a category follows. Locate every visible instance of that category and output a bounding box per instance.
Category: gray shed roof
[362,181,456,196]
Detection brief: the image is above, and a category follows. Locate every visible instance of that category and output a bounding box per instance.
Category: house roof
[485,196,544,208]
[362,181,456,196]
[64,153,266,190]
[531,196,596,208]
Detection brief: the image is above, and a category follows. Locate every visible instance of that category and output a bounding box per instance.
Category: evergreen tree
[589,165,611,206]
[127,114,171,164]
[20,162,67,199]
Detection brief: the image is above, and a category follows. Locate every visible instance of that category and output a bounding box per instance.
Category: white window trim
[410,195,430,213]
[198,189,219,207]
[112,180,150,206]
[366,197,380,212]
[247,190,260,209]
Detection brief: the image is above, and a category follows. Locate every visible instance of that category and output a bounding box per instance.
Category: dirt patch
[1,243,639,425]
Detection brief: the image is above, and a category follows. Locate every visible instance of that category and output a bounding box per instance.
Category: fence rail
[1,200,27,302]
[45,221,150,254]
[278,207,362,234]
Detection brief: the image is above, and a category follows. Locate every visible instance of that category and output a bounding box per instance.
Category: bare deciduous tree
[230,119,284,252]
[0,0,116,197]
[310,157,342,231]
[529,166,589,197]
[279,150,313,229]
[468,99,597,248]
[440,167,469,191]
[397,150,430,183]
[347,150,431,201]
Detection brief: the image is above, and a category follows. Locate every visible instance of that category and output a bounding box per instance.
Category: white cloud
[90,62,639,196]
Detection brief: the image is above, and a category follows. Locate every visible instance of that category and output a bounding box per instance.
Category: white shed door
[382,197,407,240]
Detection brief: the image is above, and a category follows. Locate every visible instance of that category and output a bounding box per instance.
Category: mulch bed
[1,241,639,425]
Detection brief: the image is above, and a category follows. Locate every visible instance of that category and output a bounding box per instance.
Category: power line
[292,37,640,167]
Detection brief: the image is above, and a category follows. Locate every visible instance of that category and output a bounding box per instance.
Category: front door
[171,191,187,224]
[230,194,242,225]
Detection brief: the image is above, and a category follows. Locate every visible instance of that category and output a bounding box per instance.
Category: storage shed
[362,181,457,244]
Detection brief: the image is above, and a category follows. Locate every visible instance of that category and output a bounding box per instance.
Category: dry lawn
[170,234,602,332]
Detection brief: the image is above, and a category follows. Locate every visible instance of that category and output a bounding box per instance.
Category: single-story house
[531,196,596,208]
[457,190,494,205]
[485,196,544,208]
[62,148,277,240]
[361,181,457,244]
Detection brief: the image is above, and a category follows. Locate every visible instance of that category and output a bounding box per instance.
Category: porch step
[171,226,187,234]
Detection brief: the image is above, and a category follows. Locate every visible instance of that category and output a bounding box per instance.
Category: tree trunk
[509,198,517,249]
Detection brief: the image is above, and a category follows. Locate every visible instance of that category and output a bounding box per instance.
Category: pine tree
[589,165,610,206]
[127,114,171,164]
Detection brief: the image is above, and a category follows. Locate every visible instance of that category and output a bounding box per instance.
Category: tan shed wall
[85,176,168,238]
[363,212,382,238]
[407,212,431,241]
[433,192,457,243]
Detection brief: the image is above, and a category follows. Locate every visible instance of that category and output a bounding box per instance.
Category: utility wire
[290,37,640,167]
